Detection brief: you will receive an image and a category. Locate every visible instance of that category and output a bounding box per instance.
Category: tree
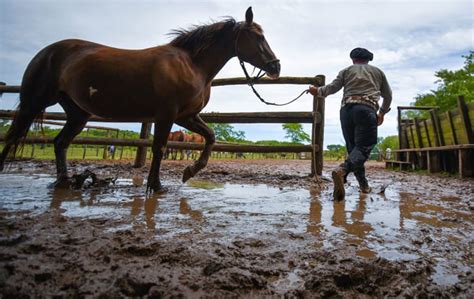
[411,52,473,113]
[377,135,399,151]
[282,123,310,144]
[207,123,246,142]
[324,144,346,160]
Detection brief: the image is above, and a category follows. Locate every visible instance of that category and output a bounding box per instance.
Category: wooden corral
[0,75,326,176]
[388,96,474,177]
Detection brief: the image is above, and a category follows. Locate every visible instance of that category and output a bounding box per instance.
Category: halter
[234,25,310,107]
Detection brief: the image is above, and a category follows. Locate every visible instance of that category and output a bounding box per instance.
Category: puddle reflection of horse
[0,7,280,193]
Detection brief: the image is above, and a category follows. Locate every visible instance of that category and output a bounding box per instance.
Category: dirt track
[0,159,473,297]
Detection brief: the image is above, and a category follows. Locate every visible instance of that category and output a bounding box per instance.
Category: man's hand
[308,85,318,96]
[377,112,385,126]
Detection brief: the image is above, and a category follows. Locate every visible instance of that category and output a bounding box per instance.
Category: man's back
[341,64,387,98]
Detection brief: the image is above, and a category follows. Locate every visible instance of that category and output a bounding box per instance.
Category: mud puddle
[0,161,473,297]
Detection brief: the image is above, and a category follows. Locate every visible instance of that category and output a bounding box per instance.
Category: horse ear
[245,7,253,25]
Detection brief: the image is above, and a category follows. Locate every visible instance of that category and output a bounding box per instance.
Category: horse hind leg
[53,94,89,186]
[176,115,215,183]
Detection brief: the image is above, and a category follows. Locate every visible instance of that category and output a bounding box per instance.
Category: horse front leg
[176,115,215,183]
[147,120,174,192]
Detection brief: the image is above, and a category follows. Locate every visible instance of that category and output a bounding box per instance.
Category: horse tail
[0,44,60,171]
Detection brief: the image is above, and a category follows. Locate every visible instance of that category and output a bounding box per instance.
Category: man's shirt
[317,63,392,113]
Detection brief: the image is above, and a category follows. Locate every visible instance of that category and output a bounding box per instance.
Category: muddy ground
[0,158,473,298]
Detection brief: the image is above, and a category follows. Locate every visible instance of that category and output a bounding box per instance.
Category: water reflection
[179,198,203,221]
[130,196,159,231]
[399,192,472,228]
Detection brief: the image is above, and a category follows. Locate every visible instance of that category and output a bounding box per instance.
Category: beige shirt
[317,63,392,113]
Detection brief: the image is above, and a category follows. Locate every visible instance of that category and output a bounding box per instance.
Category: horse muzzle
[265,59,280,79]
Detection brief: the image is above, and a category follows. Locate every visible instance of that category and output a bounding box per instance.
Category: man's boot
[332,166,346,201]
[355,173,371,193]
[339,163,349,183]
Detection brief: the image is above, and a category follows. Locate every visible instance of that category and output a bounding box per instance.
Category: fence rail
[0,75,326,175]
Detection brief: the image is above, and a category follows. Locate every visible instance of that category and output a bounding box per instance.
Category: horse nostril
[273,61,281,74]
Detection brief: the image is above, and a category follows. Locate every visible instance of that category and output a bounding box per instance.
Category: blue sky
[0,0,472,146]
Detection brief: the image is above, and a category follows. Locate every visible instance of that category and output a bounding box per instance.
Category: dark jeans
[340,104,378,182]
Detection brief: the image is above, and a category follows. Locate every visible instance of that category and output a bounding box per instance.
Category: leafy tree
[282,123,310,144]
[324,144,346,160]
[411,52,473,113]
[377,135,399,151]
[207,123,246,142]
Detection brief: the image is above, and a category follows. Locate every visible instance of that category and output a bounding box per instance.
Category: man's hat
[350,48,373,61]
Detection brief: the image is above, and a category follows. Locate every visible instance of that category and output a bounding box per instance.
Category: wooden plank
[311,75,326,176]
[311,95,318,176]
[211,76,325,87]
[397,108,403,149]
[390,144,474,152]
[0,135,316,153]
[423,119,432,147]
[435,108,445,146]
[315,96,325,175]
[41,120,119,132]
[414,118,424,148]
[404,126,411,150]
[0,76,325,94]
[446,111,458,145]
[0,110,316,124]
[457,95,474,144]
[397,106,439,110]
[430,110,441,147]
[409,124,417,148]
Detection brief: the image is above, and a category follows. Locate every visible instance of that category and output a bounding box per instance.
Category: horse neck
[193,37,236,83]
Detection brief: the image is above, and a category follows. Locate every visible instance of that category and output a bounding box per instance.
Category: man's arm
[377,71,392,126]
[308,70,344,97]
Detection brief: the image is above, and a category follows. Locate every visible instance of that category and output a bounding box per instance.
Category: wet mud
[0,159,473,297]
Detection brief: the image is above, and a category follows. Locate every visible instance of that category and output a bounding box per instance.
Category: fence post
[134,122,152,168]
[311,76,325,176]
[457,95,474,144]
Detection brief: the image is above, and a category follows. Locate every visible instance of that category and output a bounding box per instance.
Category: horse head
[235,7,281,79]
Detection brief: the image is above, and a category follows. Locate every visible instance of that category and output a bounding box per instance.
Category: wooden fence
[0,75,326,175]
[398,96,474,150]
[388,96,474,177]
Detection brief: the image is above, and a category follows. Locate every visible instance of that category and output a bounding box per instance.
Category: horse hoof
[182,166,194,183]
[50,178,73,189]
[146,182,166,193]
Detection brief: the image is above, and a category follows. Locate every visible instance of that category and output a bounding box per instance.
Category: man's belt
[342,95,379,111]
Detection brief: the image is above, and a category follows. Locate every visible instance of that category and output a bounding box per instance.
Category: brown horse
[166,130,186,160]
[0,7,280,192]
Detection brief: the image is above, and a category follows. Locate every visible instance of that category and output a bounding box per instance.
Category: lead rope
[239,60,310,106]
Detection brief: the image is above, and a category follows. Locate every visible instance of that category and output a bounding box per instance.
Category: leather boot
[355,173,371,193]
[339,163,349,183]
[331,166,346,201]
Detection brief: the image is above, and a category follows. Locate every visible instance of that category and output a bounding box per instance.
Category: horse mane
[169,18,237,58]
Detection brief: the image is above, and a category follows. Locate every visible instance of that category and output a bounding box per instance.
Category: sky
[0,0,472,147]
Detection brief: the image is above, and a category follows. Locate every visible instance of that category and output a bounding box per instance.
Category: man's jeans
[340,104,378,183]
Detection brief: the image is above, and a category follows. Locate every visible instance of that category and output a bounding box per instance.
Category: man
[309,47,392,200]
